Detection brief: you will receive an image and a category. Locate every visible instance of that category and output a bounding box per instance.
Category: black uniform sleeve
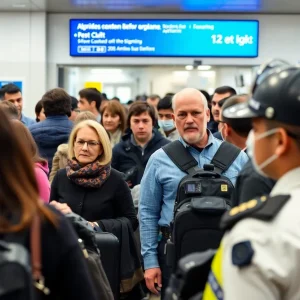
[236,174,275,204]
[98,176,138,231]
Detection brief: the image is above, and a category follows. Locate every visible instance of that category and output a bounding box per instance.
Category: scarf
[109,129,122,148]
[66,158,111,188]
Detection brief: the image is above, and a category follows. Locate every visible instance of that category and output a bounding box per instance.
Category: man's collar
[179,130,215,149]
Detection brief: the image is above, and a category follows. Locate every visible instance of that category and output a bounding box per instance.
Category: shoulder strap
[162,140,198,175]
[211,141,241,174]
[31,214,50,295]
[31,215,42,282]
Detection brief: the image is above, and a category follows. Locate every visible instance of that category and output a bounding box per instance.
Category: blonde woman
[49,111,97,182]
[50,120,138,231]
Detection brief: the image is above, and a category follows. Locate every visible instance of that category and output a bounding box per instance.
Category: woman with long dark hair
[0,107,97,299]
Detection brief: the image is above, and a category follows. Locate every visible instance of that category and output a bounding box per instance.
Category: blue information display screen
[69,19,259,57]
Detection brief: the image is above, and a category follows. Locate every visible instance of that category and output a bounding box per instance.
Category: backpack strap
[162,141,198,175]
[211,141,241,174]
[31,215,50,295]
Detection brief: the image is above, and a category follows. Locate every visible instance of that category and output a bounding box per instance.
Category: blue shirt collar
[46,115,69,120]
[20,113,35,126]
[179,130,215,149]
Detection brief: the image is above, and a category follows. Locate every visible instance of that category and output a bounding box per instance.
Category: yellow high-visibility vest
[202,244,224,300]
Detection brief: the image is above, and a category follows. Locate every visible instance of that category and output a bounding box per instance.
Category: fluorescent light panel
[90,68,123,74]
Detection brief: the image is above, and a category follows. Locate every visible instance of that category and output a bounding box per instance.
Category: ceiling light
[197,65,212,71]
[185,65,194,71]
[90,68,123,74]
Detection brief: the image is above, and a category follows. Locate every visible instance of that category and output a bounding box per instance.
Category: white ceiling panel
[1,0,300,13]
[0,0,46,11]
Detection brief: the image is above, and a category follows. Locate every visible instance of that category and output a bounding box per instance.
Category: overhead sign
[84,82,103,92]
[69,19,259,58]
[0,81,23,91]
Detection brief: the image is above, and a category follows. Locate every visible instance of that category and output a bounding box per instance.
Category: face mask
[158,119,175,132]
[246,128,280,177]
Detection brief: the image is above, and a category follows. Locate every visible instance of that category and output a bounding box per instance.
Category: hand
[50,201,72,215]
[126,181,133,188]
[144,268,162,295]
[88,222,99,228]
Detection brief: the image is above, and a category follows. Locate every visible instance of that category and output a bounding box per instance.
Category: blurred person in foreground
[0,107,97,299]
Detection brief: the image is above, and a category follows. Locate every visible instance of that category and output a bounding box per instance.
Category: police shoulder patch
[232,240,254,267]
[221,194,290,231]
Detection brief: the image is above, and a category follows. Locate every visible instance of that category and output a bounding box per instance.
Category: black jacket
[112,129,170,187]
[232,160,276,207]
[50,168,138,231]
[101,217,144,295]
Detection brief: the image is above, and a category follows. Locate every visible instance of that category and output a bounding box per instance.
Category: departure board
[70,19,259,57]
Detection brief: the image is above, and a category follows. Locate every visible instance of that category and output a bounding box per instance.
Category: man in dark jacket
[29,88,73,172]
[112,101,170,188]
[221,94,276,206]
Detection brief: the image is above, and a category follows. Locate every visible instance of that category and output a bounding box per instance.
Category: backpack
[165,250,216,300]
[162,140,241,272]
[0,216,49,300]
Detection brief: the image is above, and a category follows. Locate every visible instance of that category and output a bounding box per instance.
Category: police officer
[203,61,300,300]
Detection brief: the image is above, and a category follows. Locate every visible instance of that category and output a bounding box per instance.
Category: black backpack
[165,250,216,300]
[0,216,48,300]
[162,140,241,271]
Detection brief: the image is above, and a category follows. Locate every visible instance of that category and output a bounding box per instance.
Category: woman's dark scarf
[66,158,111,188]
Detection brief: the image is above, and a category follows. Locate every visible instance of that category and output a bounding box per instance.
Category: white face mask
[246,128,280,177]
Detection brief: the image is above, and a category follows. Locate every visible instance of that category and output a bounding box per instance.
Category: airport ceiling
[3,0,300,14]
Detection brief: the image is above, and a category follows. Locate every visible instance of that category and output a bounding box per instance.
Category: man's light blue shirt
[21,113,35,127]
[139,132,248,270]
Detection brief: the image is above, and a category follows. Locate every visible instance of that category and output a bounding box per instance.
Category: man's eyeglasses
[75,140,100,148]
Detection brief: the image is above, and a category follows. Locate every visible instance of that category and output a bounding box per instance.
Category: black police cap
[223,66,300,127]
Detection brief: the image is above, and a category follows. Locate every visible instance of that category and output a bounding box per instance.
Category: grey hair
[172,88,208,111]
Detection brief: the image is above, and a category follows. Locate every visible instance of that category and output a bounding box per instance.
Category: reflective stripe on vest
[202,244,224,300]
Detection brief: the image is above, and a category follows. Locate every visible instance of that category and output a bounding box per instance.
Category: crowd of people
[1,59,300,300]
